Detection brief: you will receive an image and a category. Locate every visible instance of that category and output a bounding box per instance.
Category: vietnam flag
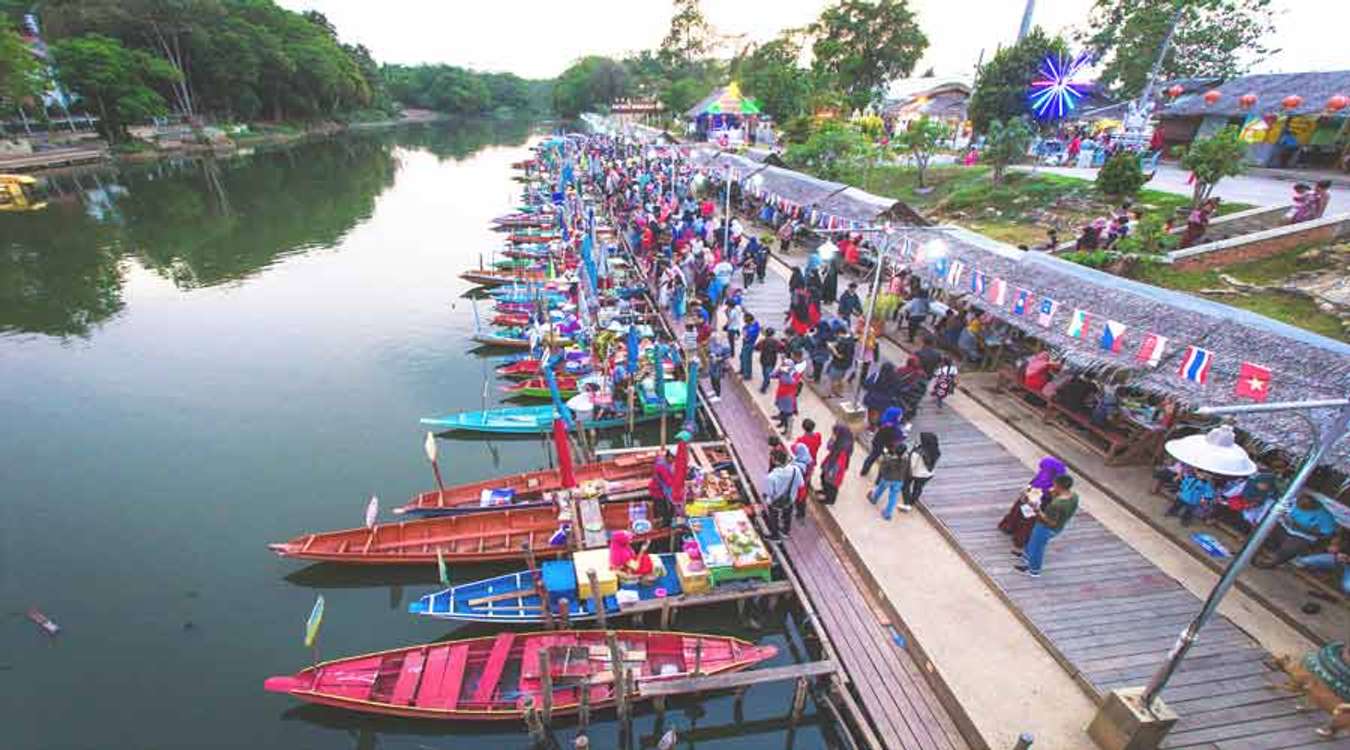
[1234,361,1272,402]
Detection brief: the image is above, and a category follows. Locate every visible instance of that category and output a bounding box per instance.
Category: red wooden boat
[460,269,551,287]
[395,452,661,516]
[500,375,579,399]
[267,500,668,565]
[509,232,561,244]
[495,357,591,380]
[264,629,777,720]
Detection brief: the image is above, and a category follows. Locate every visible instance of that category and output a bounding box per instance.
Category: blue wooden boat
[420,403,680,435]
[408,555,682,623]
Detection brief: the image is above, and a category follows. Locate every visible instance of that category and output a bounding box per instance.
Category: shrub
[1096,151,1147,196]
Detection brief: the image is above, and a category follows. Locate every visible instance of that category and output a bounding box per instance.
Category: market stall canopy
[881,76,972,120]
[916,225,1350,472]
[1160,70,1350,118]
[685,83,763,118]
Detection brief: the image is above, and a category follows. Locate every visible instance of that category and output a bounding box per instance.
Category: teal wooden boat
[408,555,682,623]
[422,382,689,434]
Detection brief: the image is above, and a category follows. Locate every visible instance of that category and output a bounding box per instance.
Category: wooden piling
[523,696,547,744]
[557,597,570,629]
[523,542,555,630]
[539,648,554,725]
[578,675,592,731]
[606,631,630,721]
[588,569,607,628]
[660,595,672,630]
[790,677,809,725]
[692,639,703,677]
[733,685,748,722]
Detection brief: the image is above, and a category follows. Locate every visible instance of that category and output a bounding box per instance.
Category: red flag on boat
[671,439,690,507]
[552,418,577,488]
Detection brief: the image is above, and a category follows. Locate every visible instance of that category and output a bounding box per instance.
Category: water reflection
[0,120,535,338]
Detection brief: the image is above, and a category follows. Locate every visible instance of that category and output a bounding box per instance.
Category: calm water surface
[0,123,827,749]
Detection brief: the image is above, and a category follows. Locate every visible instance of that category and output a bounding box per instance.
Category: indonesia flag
[987,277,1009,306]
[1135,333,1167,367]
[1066,309,1090,339]
[1036,297,1058,327]
[1178,345,1213,384]
[1234,361,1272,402]
[1099,320,1127,353]
[1012,288,1032,315]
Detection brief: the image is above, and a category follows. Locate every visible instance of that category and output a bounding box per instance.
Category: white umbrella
[1164,425,1257,477]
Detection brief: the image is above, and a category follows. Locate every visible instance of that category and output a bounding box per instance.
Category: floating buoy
[658,728,678,750]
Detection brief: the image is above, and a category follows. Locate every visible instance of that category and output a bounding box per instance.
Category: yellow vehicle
[0,174,48,212]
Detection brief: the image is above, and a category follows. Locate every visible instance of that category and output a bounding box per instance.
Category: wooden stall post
[539,648,554,725]
[588,569,607,628]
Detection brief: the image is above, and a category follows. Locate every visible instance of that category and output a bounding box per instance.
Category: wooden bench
[1045,401,1139,465]
[994,365,1053,421]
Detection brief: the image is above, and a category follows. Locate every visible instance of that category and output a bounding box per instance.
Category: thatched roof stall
[1160,70,1350,118]
[910,225,1350,471]
[819,186,930,227]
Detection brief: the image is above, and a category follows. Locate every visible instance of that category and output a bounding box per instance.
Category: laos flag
[1099,320,1127,353]
[1178,345,1213,384]
[1012,288,1032,316]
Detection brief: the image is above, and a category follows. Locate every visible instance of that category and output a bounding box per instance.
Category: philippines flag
[1178,345,1213,384]
[1012,288,1032,316]
[1099,320,1127,353]
[1066,309,1090,339]
[1036,297,1058,327]
[1135,333,1167,367]
[987,277,1009,306]
[945,260,964,286]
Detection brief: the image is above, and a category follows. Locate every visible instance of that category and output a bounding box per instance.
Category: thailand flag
[1036,297,1058,327]
[1178,345,1213,384]
[945,260,964,286]
[970,271,986,295]
[1012,288,1032,316]
[987,278,1009,306]
[1135,333,1167,367]
[1099,320,1127,353]
[1066,309,1090,339]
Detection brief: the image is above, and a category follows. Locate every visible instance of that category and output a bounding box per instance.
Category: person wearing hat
[837,282,863,325]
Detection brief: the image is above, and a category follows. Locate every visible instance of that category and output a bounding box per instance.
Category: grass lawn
[847,164,1250,247]
[1129,248,1347,342]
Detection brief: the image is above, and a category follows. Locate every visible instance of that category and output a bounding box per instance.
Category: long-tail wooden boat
[263,629,776,720]
[494,353,592,380]
[409,554,681,622]
[460,269,551,287]
[268,500,667,565]
[501,375,580,399]
[472,328,578,349]
[420,404,683,435]
[395,452,661,516]
[509,232,561,244]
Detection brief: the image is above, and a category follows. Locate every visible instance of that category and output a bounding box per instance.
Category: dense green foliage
[1096,150,1149,196]
[783,121,871,181]
[1178,125,1248,207]
[967,28,1067,133]
[735,36,814,121]
[1079,0,1276,98]
[382,64,546,116]
[553,56,631,118]
[981,118,1035,184]
[0,25,43,106]
[810,0,927,111]
[894,115,951,189]
[50,34,180,141]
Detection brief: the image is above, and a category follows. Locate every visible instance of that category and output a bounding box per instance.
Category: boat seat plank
[389,649,427,705]
[471,633,516,705]
[414,645,453,707]
[438,644,471,709]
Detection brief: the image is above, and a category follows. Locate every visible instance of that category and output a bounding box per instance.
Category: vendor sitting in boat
[609,530,658,585]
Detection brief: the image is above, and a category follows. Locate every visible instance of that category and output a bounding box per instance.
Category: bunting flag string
[1136,333,1167,367]
[1066,309,1090,339]
[1012,288,1033,315]
[987,277,1009,307]
[1099,320,1127,353]
[1178,345,1213,384]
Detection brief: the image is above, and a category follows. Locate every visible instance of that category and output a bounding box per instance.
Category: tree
[51,34,179,141]
[811,0,927,111]
[1178,125,1247,207]
[1096,150,1148,196]
[0,26,45,108]
[967,27,1066,134]
[783,121,870,181]
[1078,0,1276,99]
[552,56,630,118]
[982,117,1034,184]
[896,115,952,189]
[659,0,714,69]
[736,36,813,121]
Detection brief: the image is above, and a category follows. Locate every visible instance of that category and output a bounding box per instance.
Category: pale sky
[280,0,1345,81]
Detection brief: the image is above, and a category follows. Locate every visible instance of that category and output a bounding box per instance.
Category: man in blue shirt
[739,313,760,380]
[1254,495,1338,569]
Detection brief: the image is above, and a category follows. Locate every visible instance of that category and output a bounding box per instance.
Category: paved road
[1021,163,1344,214]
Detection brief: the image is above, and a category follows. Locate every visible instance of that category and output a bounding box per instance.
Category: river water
[0,123,829,749]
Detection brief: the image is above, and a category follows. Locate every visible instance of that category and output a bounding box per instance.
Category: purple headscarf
[1030,457,1067,490]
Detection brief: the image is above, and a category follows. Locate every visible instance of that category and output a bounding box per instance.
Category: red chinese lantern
[1238,93,1257,109]
[1203,90,1222,105]
[1328,94,1349,112]
[1281,94,1303,110]
[1166,84,1185,98]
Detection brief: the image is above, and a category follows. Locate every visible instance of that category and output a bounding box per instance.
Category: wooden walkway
[691,275,974,750]
[912,405,1350,750]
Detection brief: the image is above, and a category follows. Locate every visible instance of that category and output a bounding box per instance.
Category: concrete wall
[1168,212,1350,270]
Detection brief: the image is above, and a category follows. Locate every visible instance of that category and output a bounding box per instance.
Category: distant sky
[279,0,1346,80]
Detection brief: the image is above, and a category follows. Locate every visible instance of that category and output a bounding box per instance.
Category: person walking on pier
[758,329,781,394]
[1016,475,1079,578]
[869,443,909,519]
[819,422,855,506]
[739,313,760,380]
[763,450,805,540]
[903,432,940,509]
[707,333,730,402]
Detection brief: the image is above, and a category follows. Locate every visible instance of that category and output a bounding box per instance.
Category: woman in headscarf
[789,266,806,293]
[860,405,905,476]
[819,422,855,505]
[609,529,657,584]
[902,432,941,508]
[862,361,899,426]
[999,456,1067,555]
[791,443,814,520]
[648,449,678,527]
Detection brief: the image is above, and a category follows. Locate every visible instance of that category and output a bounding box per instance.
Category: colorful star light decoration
[1027,52,1094,120]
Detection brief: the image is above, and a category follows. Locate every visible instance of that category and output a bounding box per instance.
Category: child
[930,356,958,409]
[1166,470,1215,526]
[773,359,804,435]
[1287,183,1314,223]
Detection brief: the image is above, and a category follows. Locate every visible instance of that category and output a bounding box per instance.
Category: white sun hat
[1164,425,1258,477]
